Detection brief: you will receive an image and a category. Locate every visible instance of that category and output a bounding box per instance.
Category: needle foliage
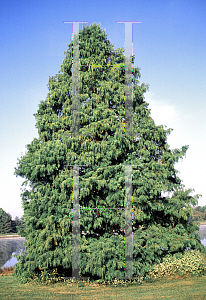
[13,23,205,284]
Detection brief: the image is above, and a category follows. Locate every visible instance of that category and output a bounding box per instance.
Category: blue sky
[0,0,206,219]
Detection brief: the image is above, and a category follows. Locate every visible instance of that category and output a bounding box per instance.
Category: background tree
[194,205,206,214]
[192,206,206,222]
[14,23,205,283]
[13,216,25,234]
[0,208,12,234]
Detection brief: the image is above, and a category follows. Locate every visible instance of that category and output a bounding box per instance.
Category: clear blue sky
[0,0,206,219]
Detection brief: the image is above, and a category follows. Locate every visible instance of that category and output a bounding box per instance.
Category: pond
[199,225,206,246]
[1,225,206,269]
[0,237,26,269]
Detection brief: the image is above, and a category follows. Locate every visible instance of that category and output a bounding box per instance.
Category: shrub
[145,249,206,281]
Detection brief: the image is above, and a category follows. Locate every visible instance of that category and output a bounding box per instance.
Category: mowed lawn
[1,273,206,299]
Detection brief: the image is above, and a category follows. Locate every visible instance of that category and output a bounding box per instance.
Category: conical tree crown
[14,23,205,283]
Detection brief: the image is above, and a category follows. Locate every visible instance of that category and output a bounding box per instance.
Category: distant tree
[0,208,12,234]
[14,216,25,235]
[195,205,206,214]
[195,206,203,213]
[13,23,206,284]
[11,219,17,233]
[193,215,200,221]
[192,207,206,222]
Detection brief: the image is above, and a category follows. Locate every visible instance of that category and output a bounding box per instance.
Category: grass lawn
[1,272,206,299]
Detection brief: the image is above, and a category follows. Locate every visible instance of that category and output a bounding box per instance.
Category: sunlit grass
[0,272,206,299]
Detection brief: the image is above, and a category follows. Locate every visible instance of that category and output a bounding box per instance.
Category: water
[1,225,206,269]
[199,225,206,247]
[0,237,26,269]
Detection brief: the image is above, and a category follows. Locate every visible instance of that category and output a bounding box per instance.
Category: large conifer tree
[14,23,205,283]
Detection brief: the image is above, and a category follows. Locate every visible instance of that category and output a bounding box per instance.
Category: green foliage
[0,208,12,234]
[192,206,206,222]
[0,209,25,234]
[146,249,206,281]
[13,23,204,284]
[14,216,25,235]
[195,205,206,213]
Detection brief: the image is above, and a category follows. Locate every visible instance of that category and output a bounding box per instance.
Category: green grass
[1,273,206,299]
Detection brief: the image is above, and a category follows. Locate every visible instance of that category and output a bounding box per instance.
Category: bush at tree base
[13,23,206,284]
